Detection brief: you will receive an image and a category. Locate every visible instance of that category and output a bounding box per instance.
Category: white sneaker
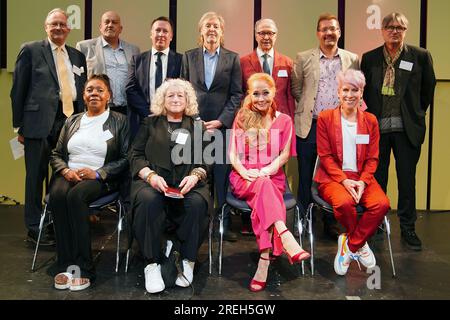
[334,234,355,275]
[175,259,194,287]
[357,242,376,269]
[144,263,165,293]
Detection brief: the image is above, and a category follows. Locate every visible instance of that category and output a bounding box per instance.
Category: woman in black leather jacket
[49,74,129,291]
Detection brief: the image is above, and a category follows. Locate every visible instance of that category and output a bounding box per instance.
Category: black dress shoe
[323,223,340,240]
[223,230,238,242]
[27,229,56,246]
[401,229,422,251]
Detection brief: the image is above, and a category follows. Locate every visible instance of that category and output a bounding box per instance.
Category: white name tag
[175,132,189,145]
[399,60,413,72]
[72,65,83,76]
[277,69,288,77]
[356,134,369,144]
[101,130,114,142]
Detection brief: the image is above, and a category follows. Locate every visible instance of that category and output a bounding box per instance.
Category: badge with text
[277,69,288,77]
[399,60,413,72]
[101,130,114,142]
[356,134,370,144]
[175,132,189,145]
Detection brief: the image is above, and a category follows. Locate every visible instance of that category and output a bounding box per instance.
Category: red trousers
[318,172,390,252]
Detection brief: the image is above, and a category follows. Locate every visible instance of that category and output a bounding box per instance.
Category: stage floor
[1,204,449,300]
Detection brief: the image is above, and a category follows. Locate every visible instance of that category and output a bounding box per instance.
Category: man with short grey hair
[361,12,436,251]
[77,11,140,115]
[11,8,87,245]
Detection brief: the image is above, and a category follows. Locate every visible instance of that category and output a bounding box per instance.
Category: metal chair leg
[295,206,305,276]
[125,249,130,273]
[208,216,214,275]
[218,204,226,275]
[384,216,396,277]
[115,200,123,273]
[31,204,48,272]
[307,203,315,276]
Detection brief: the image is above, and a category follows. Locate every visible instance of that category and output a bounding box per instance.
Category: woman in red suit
[229,73,310,292]
[314,69,390,276]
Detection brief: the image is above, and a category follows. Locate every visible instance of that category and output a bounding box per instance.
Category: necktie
[56,47,74,117]
[155,51,163,90]
[262,53,271,75]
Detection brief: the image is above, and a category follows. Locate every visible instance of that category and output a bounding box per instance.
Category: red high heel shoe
[249,256,271,292]
[278,229,311,264]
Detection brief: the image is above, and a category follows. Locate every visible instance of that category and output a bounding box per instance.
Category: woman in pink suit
[229,73,310,292]
[315,69,390,276]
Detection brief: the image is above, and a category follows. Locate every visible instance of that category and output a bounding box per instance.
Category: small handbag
[160,239,183,288]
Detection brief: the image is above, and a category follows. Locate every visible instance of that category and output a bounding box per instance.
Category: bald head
[99,11,123,46]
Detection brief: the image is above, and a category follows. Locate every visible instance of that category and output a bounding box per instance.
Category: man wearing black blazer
[361,13,436,251]
[10,8,87,245]
[181,12,243,241]
[126,17,182,139]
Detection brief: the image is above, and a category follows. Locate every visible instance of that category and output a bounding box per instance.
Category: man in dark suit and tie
[126,16,182,139]
[181,12,243,241]
[10,8,87,245]
[361,12,436,251]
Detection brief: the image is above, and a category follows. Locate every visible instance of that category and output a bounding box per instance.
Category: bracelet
[146,172,158,184]
[95,171,100,180]
[61,168,71,176]
[191,172,202,181]
[190,168,207,181]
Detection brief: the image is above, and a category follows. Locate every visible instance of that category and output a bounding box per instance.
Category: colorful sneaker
[334,234,354,275]
[357,242,376,269]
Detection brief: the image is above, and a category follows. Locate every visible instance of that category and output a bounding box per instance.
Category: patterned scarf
[382,45,403,96]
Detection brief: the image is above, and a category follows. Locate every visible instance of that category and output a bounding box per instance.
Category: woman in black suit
[49,74,129,291]
[129,78,211,294]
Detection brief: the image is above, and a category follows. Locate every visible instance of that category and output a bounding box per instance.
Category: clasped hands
[62,168,96,182]
[148,174,199,195]
[240,165,276,182]
[342,179,366,203]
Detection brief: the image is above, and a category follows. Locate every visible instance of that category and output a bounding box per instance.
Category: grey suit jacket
[180,47,243,129]
[10,39,87,139]
[76,36,140,77]
[291,48,359,138]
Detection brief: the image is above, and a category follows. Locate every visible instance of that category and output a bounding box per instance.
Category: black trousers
[296,121,336,224]
[23,114,66,232]
[375,131,421,231]
[133,185,208,264]
[49,176,108,280]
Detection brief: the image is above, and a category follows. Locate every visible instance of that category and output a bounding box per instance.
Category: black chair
[217,181,304,275]
[307,157,396,276]
[31,191,125,273]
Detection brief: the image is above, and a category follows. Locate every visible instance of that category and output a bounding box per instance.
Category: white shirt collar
[101,37,123,50]
[48,38,66,52]
[152,47,170,56]
[256,47,274,58]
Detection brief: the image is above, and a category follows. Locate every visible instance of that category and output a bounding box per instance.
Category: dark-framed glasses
[256,31,276,38]
[384,25,407,33]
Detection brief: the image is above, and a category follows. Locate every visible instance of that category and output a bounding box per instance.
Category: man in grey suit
[361,13,436,251]
[10,8,87,245]
[76,11,140,115]
[291,13,359,239]
[126,16,182,139]
[181,12,243,241]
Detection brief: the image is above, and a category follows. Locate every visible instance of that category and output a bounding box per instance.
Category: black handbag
[160,239,183,288]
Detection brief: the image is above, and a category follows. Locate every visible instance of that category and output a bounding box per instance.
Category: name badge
[399,60,413,72]
[356,134,369,144]
[72,65,84,76]
[102,130,114,142]
[175,132,189,145]
[277,69,288,77]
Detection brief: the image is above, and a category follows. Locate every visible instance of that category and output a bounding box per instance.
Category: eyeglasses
[384,25,407,33]
[318,26,340,33]
[256,31,276,38]
[47,22,69,29]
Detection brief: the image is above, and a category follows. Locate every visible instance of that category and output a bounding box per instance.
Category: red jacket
[240,50,295,120]
[314,107,380,186]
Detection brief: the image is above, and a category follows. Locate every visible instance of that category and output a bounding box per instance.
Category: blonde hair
[197,11,225,47]
[150,78,199,116]
[236,73,276,132]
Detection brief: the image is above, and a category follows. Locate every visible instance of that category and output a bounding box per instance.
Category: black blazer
[10,39,87,138]
[129,115,211,203]
[50,111,130,191]
[180,47,243,129]
[126,49,182,137]
[361,44,436,147]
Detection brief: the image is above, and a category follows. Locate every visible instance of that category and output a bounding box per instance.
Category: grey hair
[45,8,69,24]
[255,18,278,33]
[150,78,199,116]
[382,12,409,29]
